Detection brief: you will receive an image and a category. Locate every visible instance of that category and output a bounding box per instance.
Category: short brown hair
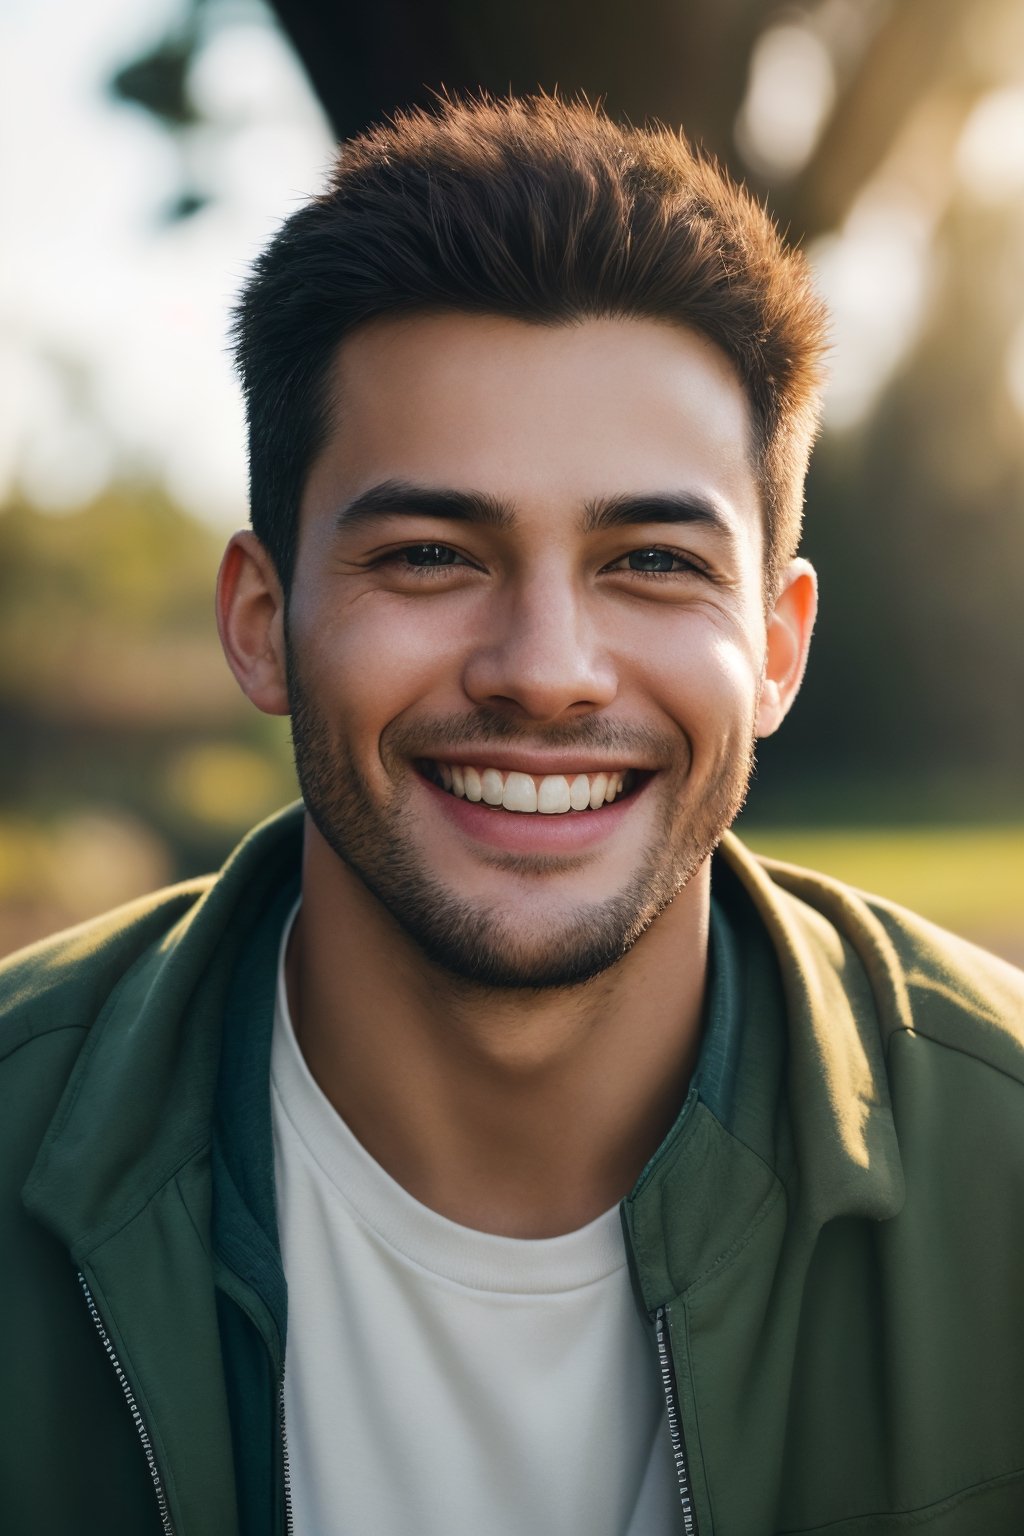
[233,93,828,593]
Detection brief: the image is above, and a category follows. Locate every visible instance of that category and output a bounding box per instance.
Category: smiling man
[4,96,1024,1536]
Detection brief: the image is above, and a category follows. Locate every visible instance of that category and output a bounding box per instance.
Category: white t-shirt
[271,908,680,1535]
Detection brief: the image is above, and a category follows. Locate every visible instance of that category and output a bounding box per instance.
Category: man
[2,95,1023,1536]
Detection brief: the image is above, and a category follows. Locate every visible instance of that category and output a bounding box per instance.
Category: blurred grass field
[741,824,1024,966]
[2,497,1020,968]
[1,808,1020,968]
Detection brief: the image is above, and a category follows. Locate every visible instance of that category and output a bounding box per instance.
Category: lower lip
[420,772,650,854]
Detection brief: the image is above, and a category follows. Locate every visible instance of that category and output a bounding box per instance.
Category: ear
[755,559,818,739]
[216,531,290,716]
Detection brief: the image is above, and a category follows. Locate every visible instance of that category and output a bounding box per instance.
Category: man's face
[285,313,787,988]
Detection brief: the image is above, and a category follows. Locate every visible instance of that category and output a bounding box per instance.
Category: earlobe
[216,531,290,716]
[755,559,818,739]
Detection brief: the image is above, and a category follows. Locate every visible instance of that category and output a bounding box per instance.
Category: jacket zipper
[77,1270,175,1536]
[78,1266,681,1536]
[279,1376,294,1535]
[654,1305,699,1535]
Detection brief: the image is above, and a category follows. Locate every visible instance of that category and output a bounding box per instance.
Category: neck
[286,817,710,1238]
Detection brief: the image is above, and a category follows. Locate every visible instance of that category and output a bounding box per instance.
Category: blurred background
[1,0,1021,961]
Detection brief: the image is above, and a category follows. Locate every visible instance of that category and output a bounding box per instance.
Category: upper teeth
[431,763,632,814]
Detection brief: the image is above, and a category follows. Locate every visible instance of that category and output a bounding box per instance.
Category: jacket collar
[20,805,304,1536]
[624,833,905,1311]
[23,803,305,1261]
[23,805,905,1341]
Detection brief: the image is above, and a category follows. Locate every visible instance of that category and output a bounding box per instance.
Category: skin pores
[281,313,801,988]
[217,310,816,1230]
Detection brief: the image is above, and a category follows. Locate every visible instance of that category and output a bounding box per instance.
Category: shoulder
[0,879,214,1068]
[718,832,1024,1077]
[0,801,306,1071]
[0,880,216,1246]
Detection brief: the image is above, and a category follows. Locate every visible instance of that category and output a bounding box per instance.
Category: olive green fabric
[212,876,299,1536]
[624,850,1024,1533]
[3,803,1024,1534]
[5,810,302,1536]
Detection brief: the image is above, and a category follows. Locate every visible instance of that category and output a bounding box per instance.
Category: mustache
[384,709,680,762]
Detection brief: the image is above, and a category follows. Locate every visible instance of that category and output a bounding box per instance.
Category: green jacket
[3,803,1024,1535]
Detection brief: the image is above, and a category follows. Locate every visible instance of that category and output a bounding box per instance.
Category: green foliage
[0,485,216,652]
[5,2,1018,957]
[0,491,298,954]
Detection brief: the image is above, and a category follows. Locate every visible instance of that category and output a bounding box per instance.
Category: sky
[2,0,1022,526]
[0,0,334,523]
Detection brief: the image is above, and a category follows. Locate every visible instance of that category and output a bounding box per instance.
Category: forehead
[304,311,760,542]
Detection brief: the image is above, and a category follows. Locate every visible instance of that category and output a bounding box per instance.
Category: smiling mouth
[418,760,642,815]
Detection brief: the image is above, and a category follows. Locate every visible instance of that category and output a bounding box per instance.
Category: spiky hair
[233,93,828,592]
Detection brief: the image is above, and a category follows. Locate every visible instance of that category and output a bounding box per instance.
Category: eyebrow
[581,492,737,540]
[334,479,516,531]
[334,479,736,542]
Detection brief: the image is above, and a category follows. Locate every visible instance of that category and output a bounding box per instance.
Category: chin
[351,848,692,991]
[404,917,636,991]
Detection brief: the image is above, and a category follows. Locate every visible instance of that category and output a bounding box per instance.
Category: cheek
[290,592,469,740]
[626,614,765,746]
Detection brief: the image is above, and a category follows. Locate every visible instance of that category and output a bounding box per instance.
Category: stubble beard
[287,656,755,992]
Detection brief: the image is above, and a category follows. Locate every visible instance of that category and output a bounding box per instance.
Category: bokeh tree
[109,0,1024,820]
[2,0,1021,954]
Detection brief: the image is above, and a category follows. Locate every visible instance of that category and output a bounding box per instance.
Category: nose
[461,572,618,723]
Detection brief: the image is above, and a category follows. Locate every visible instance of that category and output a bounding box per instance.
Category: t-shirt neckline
[271,902,629,1296]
